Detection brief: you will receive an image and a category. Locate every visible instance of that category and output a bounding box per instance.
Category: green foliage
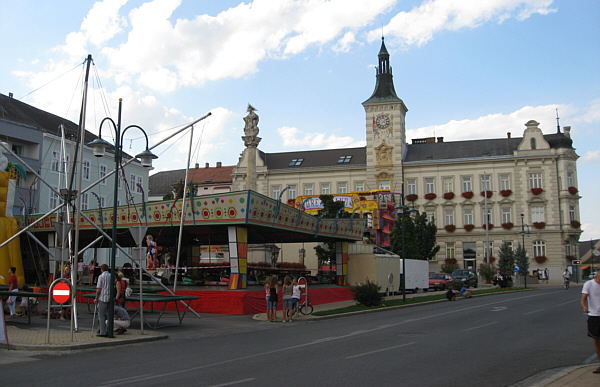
[314,242,335,268]
[441,262,459,274]
[351,280,383,307]
[498,241,515,279]
[389,211,440,260]
[479,263,497,283]
[515,243,530,277]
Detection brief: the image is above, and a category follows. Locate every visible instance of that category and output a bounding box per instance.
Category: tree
[497,241,515,287]
[314,195,350,268]
[515,243,530,288]
[389,211,440,260]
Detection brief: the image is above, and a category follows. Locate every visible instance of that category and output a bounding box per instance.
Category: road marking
[208,378,256,387]
[522,308,545,315]
[462,322,497,332]
[345,342,416,359]
[554,300,576,307]
[491,306,507,312]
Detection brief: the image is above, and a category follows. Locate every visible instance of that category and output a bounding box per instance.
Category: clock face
[376,114,390,129]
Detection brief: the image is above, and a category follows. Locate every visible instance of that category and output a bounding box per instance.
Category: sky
[1,0,599,239]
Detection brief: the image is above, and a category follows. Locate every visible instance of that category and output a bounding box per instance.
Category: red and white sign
[52,282,71,304]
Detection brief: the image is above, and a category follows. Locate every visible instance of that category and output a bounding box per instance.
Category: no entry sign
[53,282,71,304]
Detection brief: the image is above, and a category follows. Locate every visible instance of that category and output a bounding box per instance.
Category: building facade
[232,38,582,283]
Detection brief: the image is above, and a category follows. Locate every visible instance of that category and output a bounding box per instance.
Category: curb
[6,333,168,351]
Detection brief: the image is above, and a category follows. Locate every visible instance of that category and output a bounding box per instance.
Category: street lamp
[520,213,531,288]
[396,185,418,302]
[87,99,157,337]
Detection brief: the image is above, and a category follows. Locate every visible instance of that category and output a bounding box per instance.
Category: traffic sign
[514,265,520,272]
[52,282,71,304]
[594,250,599,257]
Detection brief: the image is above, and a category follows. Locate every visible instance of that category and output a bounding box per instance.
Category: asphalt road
[0,285,593,386]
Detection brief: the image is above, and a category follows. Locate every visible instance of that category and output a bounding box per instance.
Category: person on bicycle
[563,268,571,289]
[290,277,302,321]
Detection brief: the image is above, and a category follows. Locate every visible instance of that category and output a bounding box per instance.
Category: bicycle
[292,294,313,316]
[563,277,570,290]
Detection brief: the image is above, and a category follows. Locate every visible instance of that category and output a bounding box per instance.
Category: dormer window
[289,158,303,166]
[338,155,352,163]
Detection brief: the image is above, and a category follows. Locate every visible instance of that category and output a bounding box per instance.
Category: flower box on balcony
[444,258,457,265]
[424,193,437,200]
[464,224,475,232]
[533,222,546,229]
[500,189,512,197]
[534,255,547,264]
[462,191,474,199]
[406,194,418,202]
[443,192,455,200]
[571,220,581,228]
[444,224,456,232]
[482,224,494,230]
[568,186,578,195]
[480,191,492,198]
[501,222,514,230]
[531,188,543,195]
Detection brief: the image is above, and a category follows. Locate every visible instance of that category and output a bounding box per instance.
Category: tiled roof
[149,165,234,196]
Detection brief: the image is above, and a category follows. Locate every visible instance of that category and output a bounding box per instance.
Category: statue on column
[243,104,259,137]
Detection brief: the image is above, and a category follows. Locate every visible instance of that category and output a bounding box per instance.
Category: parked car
[451,269,478,288]
[427,273,454,291]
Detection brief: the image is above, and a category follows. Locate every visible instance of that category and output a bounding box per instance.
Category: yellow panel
[236,226,247,244]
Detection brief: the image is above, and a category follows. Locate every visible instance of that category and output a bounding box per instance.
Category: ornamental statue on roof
[243,104,259,137]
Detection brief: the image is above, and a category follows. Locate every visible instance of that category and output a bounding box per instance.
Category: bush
[351,280,383,307]
[479,263,496,283]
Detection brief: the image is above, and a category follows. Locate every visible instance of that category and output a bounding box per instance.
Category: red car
[428,273,454,291]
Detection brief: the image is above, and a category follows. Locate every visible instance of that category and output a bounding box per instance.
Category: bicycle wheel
[299,304,313,315]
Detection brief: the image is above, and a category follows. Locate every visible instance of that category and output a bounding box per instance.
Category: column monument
[242,104,261,191]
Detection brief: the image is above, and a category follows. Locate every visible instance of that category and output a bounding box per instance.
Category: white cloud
[573,98,600,124]
[369,0,556,47]
[408,104,569,141]
[580,150,600,165]
[277,126,365,149]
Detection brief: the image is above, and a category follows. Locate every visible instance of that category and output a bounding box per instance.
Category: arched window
[533,240,546,257]
[530,138,537,150]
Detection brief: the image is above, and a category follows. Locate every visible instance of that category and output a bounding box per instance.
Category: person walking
[94,264,111,337]
[281,276,293,322]
[581,272,600,374]
[563,268,571,290]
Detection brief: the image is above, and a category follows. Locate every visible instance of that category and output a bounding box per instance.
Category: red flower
[444,225,456,232]
[462,191,474,199]
[480,191,493,198]
[425,193,437,200]
[571,220,581,228]
[534,255,547,264]
[406,194,418,202]
[533,222,546,229]
[531,188,543,195]
[443,192,455,200]
[501,222,514,230]
[500,190,512,197]
[464,224,475,232]
[568,186,578,195]
[482,224,494,230]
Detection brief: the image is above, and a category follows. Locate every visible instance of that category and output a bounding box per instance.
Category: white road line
[208,378,256,387]
[345,342,416,359]
[554,300,576,307]
[99,374,153,385]
[462,322,497,332]
[522,308,545,316]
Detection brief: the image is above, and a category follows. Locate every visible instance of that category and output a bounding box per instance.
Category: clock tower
[362,37,408,192]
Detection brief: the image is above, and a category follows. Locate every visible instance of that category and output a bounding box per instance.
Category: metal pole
[484,173,489,265]
[401,185,406,303]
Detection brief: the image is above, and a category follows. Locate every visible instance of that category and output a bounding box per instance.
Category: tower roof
[363,37,402,105]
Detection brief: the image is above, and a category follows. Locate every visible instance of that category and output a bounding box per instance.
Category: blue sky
[1,0,599,239]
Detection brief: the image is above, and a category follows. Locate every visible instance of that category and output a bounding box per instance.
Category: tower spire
[556,108,561,133]
[363,37,401,104]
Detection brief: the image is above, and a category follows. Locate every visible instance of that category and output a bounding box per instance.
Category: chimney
[8,92,13,98]
[217,162,222,168]
[205,163,209,168]
[563,126,571,138]
[195,163,199,169]
[507,132,511,138]
[437,137,444,143]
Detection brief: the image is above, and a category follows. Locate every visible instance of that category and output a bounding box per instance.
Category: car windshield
[430,274,444,279]
[452,270,468,276]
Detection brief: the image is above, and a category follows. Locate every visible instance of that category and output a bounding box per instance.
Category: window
[130,174,136,190]
[481,174,491,191]
[426,211,435,225]
[81,193,88,210]
[136,176,143,193]
[304,184,313,196]
[462,176,472,193]
[464,209,473,225]
[502,208,512,224]
[289,158,303,166]
[288,185,297,200]
[446,243,455,259]
[443,178,453,193]
[407,179,417,195]
[483,208,492,224]
[565,243,572,257]
[531,206,545,223]
[51,151,60,172]
[12,144,23,156]
[338,182,347,194]
[82,160,90,180]
[379,180,390,190]
[567,172,574,188]
[49,187,60,209]
[355,181,364,192]
[444,210,454,226]
[272,185,281,199]
[533,240,546,257]
[425,178,435,194]
[337,155,352,163]
[100,165,107,185]
[99,195,106,208]
[530,138,536,150]
[569,205,576,222]
[500,174,511,191]
[504,241,514,251]
[529,172,543,189]
[321,183,330,195]
[485,242,494,259]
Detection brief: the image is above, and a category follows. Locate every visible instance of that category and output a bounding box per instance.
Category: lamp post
[396,185,418,303]
[520,213,531,288]
[87,99,157,337]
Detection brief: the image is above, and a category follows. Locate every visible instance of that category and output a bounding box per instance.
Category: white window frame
[379,180,390,190]
[444,210,454,226]
[82,159,91,181]
[569,205,576,222]
[272,185,281,199]
[443,177,453,193]
[304,184,313,196]
[531,206,545,223]
[567,172,574,188]
[481,174,491,191]
[483,208,492,224]
[446,243,455,259]
[529,172,543,189]
[100,164,107,186]
[288,185,297,200]
[338,182,347,194]
[502,208,512,224]
[500,174,511,191]
[425,178,435,194]
[462,176,472,193]
[321,183,330,195]
[463,209,473,225]
[51,151,60,173]
[355,181,364,192]
[407,179,417,195]
[81,192,89,210]
[533,240,546,257]
[136,176,143,193]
